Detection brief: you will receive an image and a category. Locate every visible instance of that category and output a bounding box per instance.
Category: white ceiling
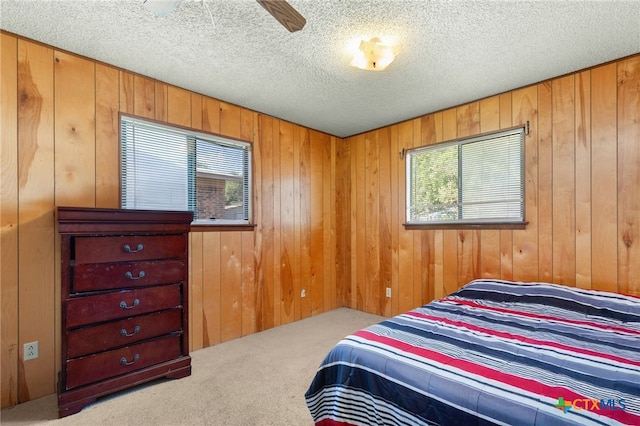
[1,0,639,137]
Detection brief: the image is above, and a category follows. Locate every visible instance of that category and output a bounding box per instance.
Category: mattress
[305,279,640,426]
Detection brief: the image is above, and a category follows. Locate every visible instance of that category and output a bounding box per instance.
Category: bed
[305,279,640,426]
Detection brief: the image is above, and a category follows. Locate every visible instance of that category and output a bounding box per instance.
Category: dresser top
[57,207,193,235]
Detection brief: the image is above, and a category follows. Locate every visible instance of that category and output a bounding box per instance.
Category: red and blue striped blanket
[305,279,640,425]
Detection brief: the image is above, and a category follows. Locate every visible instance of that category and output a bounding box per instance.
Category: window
[406,127,525,226]
[120,115,252,224]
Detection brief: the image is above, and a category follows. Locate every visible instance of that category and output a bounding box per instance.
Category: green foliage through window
[406,127,525,225]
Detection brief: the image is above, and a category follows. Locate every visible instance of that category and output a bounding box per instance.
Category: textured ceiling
[1,0,639,137]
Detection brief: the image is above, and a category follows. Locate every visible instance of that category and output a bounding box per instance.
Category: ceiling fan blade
[256,0,306,32]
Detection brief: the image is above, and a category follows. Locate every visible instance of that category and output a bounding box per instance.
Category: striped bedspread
[305,279,640,426]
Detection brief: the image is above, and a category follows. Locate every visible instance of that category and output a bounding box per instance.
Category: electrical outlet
[386,287,391,298]
[24,341,39,361]
[301,288,306,298]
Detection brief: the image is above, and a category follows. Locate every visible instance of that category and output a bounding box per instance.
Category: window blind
[121,117,195,212]
[406,126,524,224]
[120,115,252,223]
[460,129,524,221]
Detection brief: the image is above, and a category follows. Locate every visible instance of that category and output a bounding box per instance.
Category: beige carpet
[1,308,385,426]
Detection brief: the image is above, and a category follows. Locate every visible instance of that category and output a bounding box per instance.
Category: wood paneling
[336,137,351,308]
[133,75,154,119]
[411,120,423,306]
[325,136,337,312]
[378,127,392,316]
[1,34,338,408]
[189,232,204,352]
[352,133,366,311]
[499,92,514,281]
[537,82,554,282]
[389,125,400,313]
[1,32,19,408]
[575,71,592,289]
[52,52,96,397]
[618,56,640,296]
[299,127,312,319]
[155,82,167,122]
[310,130,326,316]
[279,121,295,325]
[54,50,96,207]
[95,63,120,208]
[257,115,274,329]
[191,93,203,131]
[396,122,413,313]
[220,232,243,342]
[478,96,501,279]
[202,97,221,134]
[552,75,576,286]
[167,85,191,127]
[442,110,459,295]
[241,230,256,336]
[343,53,640,314]
[2,32,640,408]
[202,232,221,346]
[272,119,282,328]
[119,71,134,114]
[364,130,380,314]
[591,63,618,293]
[512,86,539,281]
[456,103,480,288]
[17,39,56,402]
[220,102,241,139]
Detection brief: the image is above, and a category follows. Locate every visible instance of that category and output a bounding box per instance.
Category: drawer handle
[120,354,140,366]
[119,299,140,309]
[125,270,146,280]
[120,325,141,337]
[123,243,144,253]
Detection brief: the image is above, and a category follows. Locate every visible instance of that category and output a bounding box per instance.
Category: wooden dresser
[57,207,193,417]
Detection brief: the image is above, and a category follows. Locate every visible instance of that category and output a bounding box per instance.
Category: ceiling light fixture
[143,0,183,17]
[350,37,401,71]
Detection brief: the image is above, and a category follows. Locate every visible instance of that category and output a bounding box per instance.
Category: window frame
[119,113,255,231]
[404,125,527,230]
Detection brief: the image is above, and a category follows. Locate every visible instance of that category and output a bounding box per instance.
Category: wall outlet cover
[24,341,39,361]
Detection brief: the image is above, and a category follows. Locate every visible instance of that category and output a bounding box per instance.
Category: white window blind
[460,130,523,220]
[120,115,252,223]
[406,127,525,225]
[121,117,194,212]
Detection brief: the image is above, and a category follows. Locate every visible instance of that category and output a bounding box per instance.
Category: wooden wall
[2,31,639,409]
[1,33,338,407]
[340,54,640,316]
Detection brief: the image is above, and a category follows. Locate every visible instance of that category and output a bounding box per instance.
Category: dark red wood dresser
[57,207,192,417]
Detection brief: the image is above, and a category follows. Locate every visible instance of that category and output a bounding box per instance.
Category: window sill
[403,221,528,230]
[190,221,256,232]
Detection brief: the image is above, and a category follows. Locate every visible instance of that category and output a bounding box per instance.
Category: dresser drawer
[64,334,182,390]
[74,235,186,264]
[66,309,182,358]
[72,260,185,293]
[66,284,181,328]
